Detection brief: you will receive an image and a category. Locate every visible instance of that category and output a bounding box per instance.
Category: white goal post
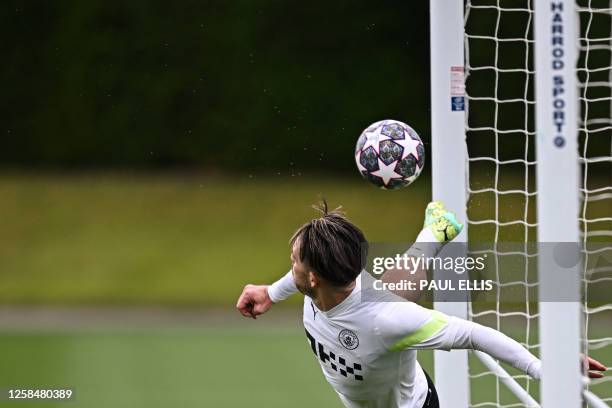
[430,0,611,407]
[533,1,582,407]
[429,1,470,406]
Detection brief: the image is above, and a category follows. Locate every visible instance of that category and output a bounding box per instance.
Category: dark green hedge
[1,1,429,173]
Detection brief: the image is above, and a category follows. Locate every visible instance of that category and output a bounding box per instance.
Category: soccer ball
[354,119,425,189]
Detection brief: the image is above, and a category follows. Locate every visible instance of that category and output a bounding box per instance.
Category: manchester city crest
[338,329,359,350]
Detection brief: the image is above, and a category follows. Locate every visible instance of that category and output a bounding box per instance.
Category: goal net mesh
[464,0,611,406]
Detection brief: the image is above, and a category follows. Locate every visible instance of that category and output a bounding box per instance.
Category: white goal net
[464,1,539,406]
[461,0,612,407]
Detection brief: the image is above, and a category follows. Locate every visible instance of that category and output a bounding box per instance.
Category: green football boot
[423,201,464,243]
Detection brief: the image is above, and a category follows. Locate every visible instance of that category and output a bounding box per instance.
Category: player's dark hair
[290,200,367,287]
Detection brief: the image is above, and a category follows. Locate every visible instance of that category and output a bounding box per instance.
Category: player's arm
[379,201,463,302]
[236,270,298,319]
[419,315,607,379]
[375,303,607,379]
[428,316,543,379]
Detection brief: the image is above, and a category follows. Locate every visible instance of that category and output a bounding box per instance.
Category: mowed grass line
[0,172,429,305]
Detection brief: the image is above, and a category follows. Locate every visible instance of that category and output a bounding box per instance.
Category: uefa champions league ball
[355,120,425,190]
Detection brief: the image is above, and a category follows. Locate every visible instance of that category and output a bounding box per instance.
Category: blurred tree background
[1,0,429,174]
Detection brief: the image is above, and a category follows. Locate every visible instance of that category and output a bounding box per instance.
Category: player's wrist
[267,270,298,302]
[404,228,443,260]
[266,285,278,304]
[530,360,542,380]
[416,227,444,256]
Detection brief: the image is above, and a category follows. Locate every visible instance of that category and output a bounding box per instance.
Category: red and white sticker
[451,66,465,96]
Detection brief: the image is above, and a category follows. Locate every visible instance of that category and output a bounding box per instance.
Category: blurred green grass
[0,325,609,408]
[0,327,345,408]
[0,172,429,305]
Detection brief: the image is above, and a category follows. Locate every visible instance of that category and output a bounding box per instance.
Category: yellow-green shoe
[423,201,464,243]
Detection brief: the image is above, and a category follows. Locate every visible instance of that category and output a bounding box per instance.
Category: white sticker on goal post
[450,66,465,111]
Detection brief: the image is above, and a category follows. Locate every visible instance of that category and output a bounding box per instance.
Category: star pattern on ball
[393,137,422,161]
[370,158,404,186]
[355,152,367,173]
[361,129,390,154]
[404,174,418,185]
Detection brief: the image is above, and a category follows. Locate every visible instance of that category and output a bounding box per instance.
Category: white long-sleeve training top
[268,271,541,408]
